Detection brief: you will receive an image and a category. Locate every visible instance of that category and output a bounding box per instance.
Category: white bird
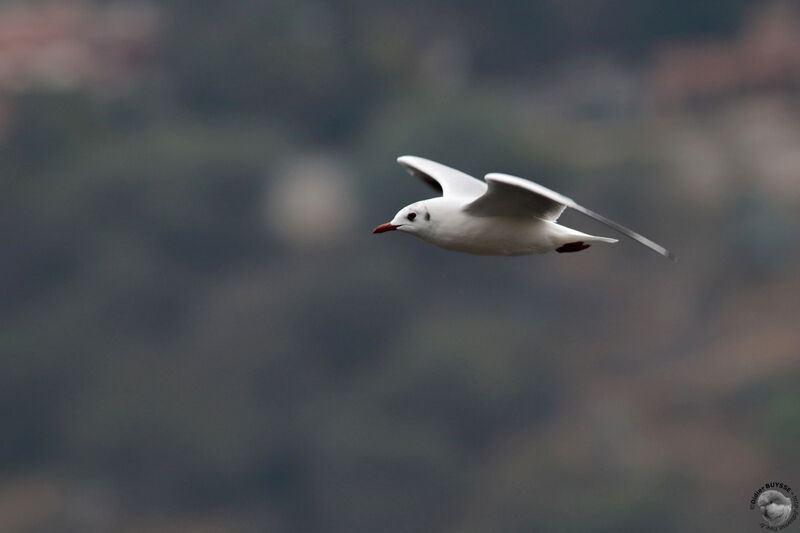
[374,155,675,260]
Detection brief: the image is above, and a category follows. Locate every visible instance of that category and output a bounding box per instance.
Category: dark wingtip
[396,156,443,195]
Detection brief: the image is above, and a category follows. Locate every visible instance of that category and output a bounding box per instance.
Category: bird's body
[374,156,674,261]
[409,197,614,255]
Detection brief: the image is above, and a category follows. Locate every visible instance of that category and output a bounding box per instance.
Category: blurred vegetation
[1,1,798,532]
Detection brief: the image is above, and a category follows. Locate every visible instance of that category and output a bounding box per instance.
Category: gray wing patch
[464,179,567,220]
[464,173,567,221]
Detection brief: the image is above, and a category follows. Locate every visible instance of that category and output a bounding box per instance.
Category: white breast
[426,213,555,255]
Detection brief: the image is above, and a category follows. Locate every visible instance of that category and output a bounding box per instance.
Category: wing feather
[466,173,675,260]
[464,173,567,221]
[397,155,487,199]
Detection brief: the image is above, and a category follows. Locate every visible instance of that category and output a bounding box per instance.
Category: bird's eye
[407,212,417,221]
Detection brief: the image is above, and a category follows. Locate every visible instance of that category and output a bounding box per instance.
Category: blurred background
[1,0,799,531]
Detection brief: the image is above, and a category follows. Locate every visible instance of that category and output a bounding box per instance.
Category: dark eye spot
[407,212,416,221]
[425,212,430,221]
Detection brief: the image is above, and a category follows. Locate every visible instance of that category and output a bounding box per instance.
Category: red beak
[373,222,399,234]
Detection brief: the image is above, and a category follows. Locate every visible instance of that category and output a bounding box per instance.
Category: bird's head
[373,201,434,237]
[758,490,792,525]
[758,491,790,509]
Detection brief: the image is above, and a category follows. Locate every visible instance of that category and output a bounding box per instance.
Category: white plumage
[374,155,674,260]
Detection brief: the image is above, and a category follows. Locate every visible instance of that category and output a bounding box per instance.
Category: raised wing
[466,173,676,261]
[463,173,568,221]
[397,155,487,199]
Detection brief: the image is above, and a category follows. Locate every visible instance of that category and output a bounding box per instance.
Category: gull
[373,155,674,260]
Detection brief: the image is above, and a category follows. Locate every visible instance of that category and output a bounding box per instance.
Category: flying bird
[374,156,675,260]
